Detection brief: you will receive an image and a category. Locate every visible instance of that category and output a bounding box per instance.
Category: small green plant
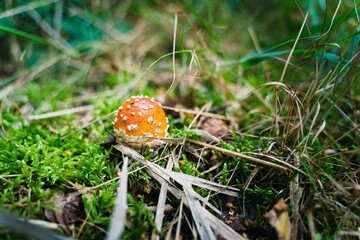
[122,195,157,239]
[170,128,202,139]
[247,185,285,207]
[174,154,201,177]
[129,167,152,183]
[219,163,230,185]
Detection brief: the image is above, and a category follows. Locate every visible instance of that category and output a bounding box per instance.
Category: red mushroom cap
[113,95,168,148]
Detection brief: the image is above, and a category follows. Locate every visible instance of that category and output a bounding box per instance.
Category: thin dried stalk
[162,105,238,122]
[183,185,216,240]
[186,138,288,170]
[106,155,129,240]
[28,105,93,120]
[151,156,174,240]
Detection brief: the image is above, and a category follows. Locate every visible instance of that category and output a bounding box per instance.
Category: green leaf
[0,25,51,46]
[183,0,220,42]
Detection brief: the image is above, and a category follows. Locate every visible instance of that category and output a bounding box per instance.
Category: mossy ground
[1,1,360,239]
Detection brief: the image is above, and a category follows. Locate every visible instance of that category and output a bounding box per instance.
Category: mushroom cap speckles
[147,116,154,123]
[113,95,168,148]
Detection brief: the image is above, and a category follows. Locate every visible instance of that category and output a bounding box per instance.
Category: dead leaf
[100,134,116,149]
[201,118,228,138]
[265,198,291,240]
[131,178,153,195]
[44,190,83,236]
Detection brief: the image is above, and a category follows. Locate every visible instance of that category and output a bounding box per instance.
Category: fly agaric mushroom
[113,95,169,148]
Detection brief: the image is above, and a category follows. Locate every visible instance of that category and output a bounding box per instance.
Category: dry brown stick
[77,209,91,237]
[200,160,225,175]
[71,213,108,234]
[0,174,22,178]
[0,176,12,184]
[162,105,238,122]
[28,105,94,120]
[186,138,287,170]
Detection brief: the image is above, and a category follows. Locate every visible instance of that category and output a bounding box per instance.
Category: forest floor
[0,1,359,239]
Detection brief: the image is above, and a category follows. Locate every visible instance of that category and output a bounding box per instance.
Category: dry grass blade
[0,0,58,19]
[163,13,178,97]
[317,0,342,39]
[162,105,238,122]
[183,186,216,240]
[279,12,308,83]
[23,219,59,231]
[145,160,224,217]
[186,138,288,170]
[242,166,260,215]
[290,187,302,238]
[174,196,184,240]
[151,157,174,240]
[28,105,93,120]
[0,174,22,178]
[246,152,307,175]
[164,217,179,240]
[170,171,239,196]
[106,155,129,240]
[146,166,184,201]
[311,120,326,146]
[203,210,246,240]
[144,160,222,214]
[77,209,91,238]
[338,231,360,237]
[192,129,220,143]
[187,102,211,130]
[148,161,238,198]
[309,102,321,134]
[112,144,239,197]
[326,123,360,150]
[299,102,321,147]
[0,176,12,184]
[201,159,225,174]
[331,98,360,134]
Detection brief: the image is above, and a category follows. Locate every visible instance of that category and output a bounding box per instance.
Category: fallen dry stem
[200,159,225,174]
[151,156,174,240]
[186,138,287,170]
[77,209,91,237]
[162,105,238,122]
[28,105,94,120]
